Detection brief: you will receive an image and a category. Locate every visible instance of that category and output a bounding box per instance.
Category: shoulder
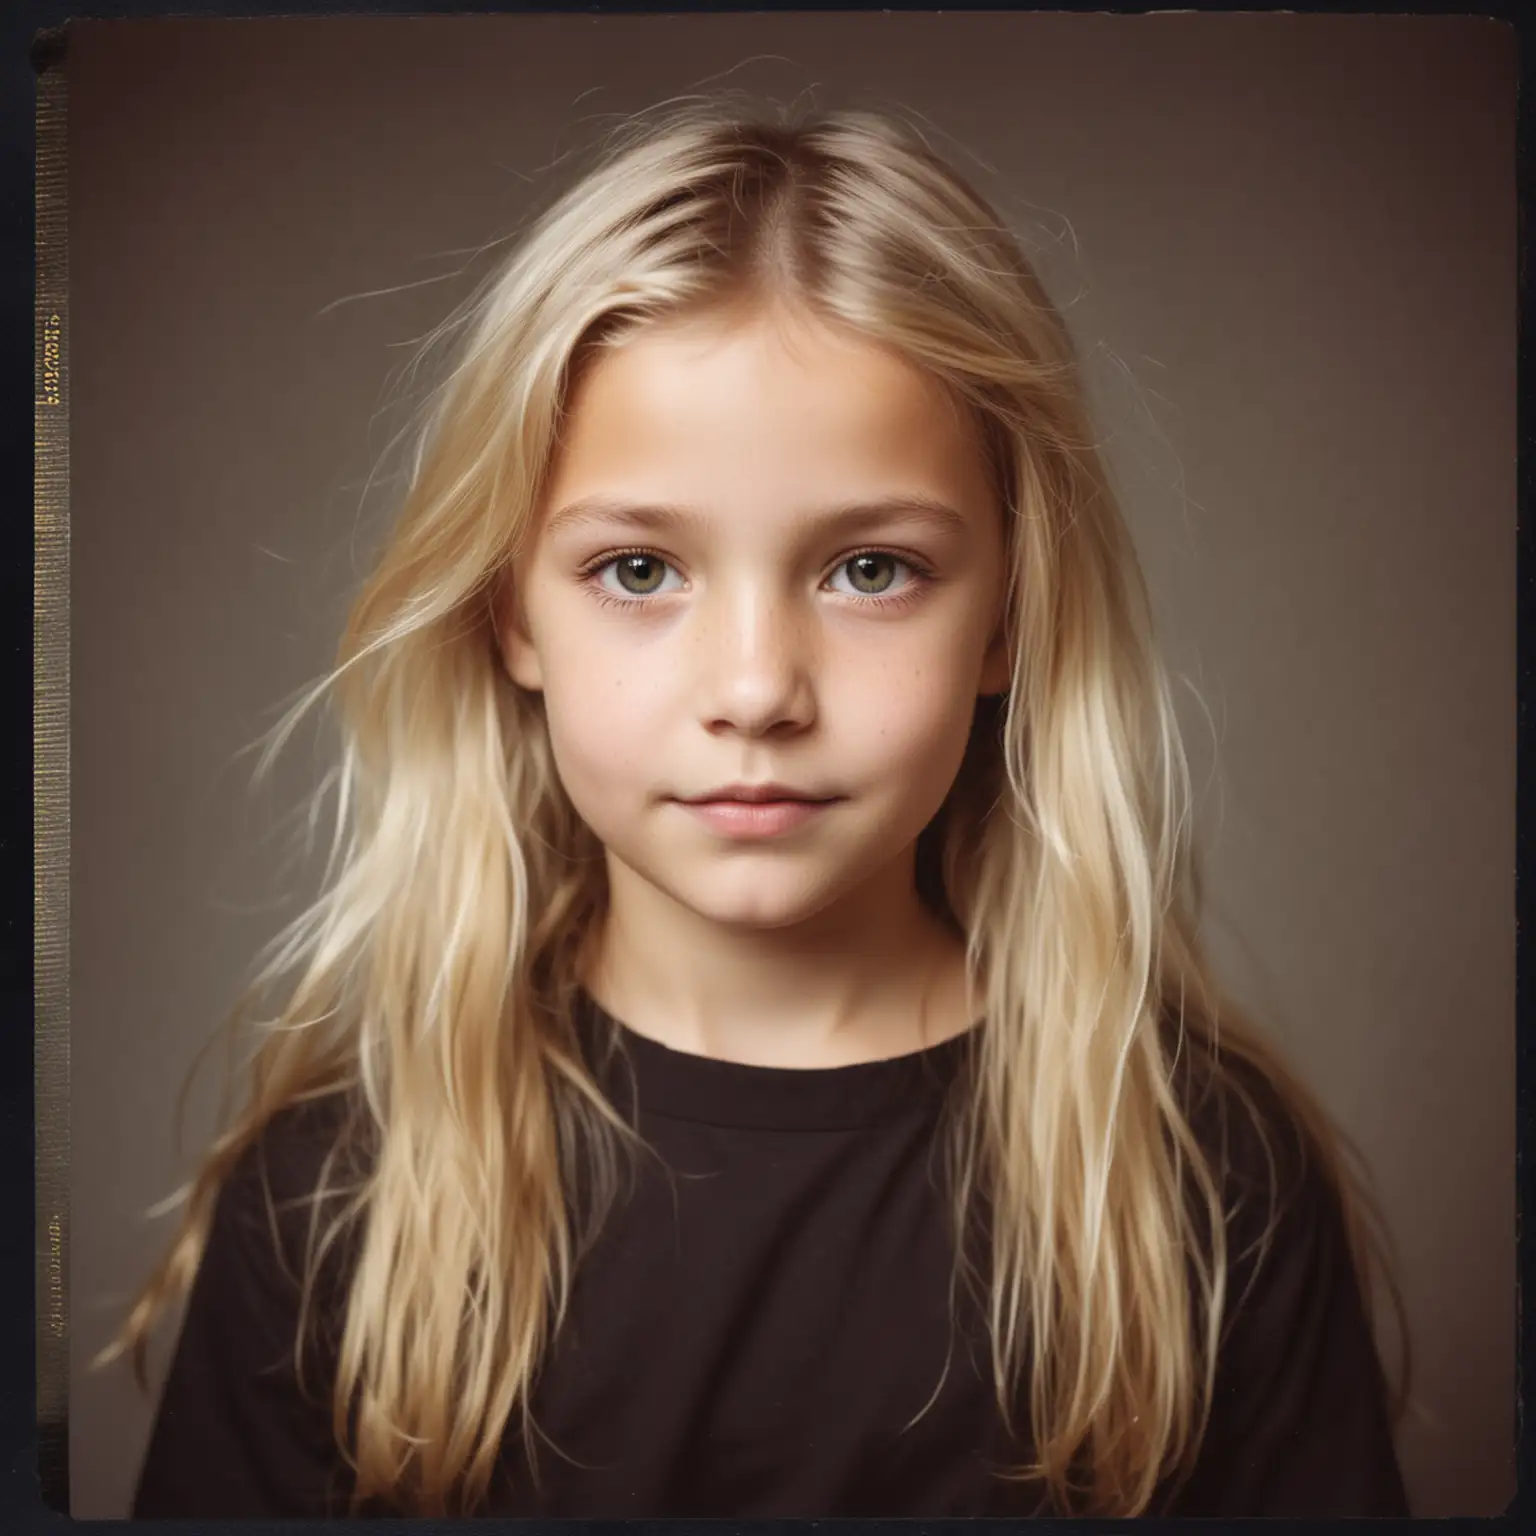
[1154,1034,1407,1513]
[1167,1024,1321,1234]
[204,1090,371,1328]
[218,1090,368,1229]
[1162,1020,1366,1342]
[134,1092,370,1517]
[1162,1021,1379,1369]
[232,1090,368,1198]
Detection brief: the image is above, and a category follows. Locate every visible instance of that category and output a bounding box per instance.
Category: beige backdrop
[63,13,1515,1518]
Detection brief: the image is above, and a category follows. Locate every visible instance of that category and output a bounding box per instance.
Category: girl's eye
[827,552,916,599]
[592,553,682,597]
[581,548,929,606]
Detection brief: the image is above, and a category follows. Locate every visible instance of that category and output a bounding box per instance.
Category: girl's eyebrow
[543,493,973,541]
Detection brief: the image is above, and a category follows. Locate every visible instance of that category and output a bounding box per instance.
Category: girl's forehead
[546,307,994,517]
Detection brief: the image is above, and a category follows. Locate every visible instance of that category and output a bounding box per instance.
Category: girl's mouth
[675,797,841,839]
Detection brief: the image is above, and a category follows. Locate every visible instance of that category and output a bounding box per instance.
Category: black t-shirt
[131,994,1409,1518]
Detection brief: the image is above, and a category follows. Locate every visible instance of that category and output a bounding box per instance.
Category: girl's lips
[676,798,839,839]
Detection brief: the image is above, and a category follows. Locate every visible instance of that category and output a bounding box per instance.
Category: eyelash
[576,546,937,612]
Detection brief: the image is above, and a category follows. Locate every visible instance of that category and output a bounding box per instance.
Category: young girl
[98,98,1412,1519]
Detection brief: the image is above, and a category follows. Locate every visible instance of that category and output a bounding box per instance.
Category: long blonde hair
[96,96,1411,1516]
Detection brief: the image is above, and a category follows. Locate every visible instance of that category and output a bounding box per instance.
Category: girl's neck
[581,851,976,1070]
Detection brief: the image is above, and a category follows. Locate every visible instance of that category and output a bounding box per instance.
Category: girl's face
[500,302,1011,933]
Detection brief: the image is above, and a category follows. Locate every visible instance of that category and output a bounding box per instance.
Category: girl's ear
[977,616,1012,698]
[492,569,544,693]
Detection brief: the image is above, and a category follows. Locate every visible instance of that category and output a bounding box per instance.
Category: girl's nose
[693,585,817,737]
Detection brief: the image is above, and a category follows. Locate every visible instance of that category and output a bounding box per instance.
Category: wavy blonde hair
[95,96,1411,1516]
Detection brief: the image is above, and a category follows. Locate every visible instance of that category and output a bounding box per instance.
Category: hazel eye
[598,554,679,596]
[829,552,907,597]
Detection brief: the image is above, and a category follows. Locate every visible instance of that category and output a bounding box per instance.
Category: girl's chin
[673,896,842,933]
[642,871,854,933]
[694,870,931,934]
[604,837,916,933]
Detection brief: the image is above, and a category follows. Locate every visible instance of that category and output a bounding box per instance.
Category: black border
[7,0,1529,1530]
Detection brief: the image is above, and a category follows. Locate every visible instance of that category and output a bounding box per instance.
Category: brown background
[63,14,1515,1518]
